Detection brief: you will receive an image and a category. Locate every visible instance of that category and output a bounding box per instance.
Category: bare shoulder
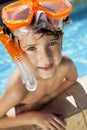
[3,69,28,104]
[0,69,29,117]
[62,55,74,64]
[60,55,78,80]
[61,55,76,68]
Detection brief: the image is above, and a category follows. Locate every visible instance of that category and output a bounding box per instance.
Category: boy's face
[19,33,62,79]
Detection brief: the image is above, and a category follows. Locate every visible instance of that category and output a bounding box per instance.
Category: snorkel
[0,26,37,91]
[0,0,72,91]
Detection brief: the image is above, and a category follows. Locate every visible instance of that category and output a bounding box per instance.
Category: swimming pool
[63,2,87,77]
[0,2,87,95]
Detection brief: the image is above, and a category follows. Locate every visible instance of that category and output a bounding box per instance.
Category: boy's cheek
[54,55,62,66]
[27,56,37,70]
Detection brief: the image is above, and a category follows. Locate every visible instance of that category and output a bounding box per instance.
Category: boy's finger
[51,115,66,128]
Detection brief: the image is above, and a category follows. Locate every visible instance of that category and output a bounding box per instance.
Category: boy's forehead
[24,32,58,41]
[19,32,58,47]
[14,26,59,42]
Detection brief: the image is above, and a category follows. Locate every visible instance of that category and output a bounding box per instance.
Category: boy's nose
[38,48,52,63]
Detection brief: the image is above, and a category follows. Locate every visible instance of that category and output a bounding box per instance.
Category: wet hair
[36,28,63,40]
[2,24,63,47]
[3,24,15,40]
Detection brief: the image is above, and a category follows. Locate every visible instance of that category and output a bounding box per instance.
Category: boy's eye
[27,47,36,51]
[48,41,59,47]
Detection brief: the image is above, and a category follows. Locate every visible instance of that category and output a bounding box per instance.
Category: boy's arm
[0,69,33,128]
[0,69,66,130]
[57,59,78,95]
[0,74,34,128]
[0,69,24,118]
[0,111,35,128]
[0,92,65,129]
[0,91,66,130]
[0,111,66,129]
[0,70,35,128]
[0,91,66,129]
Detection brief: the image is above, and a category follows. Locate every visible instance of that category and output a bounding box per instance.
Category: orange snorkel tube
[0,26,37,91]
[0,26,24,60]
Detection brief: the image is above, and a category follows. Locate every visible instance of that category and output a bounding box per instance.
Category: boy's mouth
[38,63,53,71]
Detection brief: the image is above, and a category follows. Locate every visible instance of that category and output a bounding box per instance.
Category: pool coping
[77,75,87,94]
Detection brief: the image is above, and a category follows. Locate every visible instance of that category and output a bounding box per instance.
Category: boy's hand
[34,112,66,130]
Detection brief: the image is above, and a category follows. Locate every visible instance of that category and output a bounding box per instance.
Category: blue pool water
[0,2,87,95]
[63,2,87,77]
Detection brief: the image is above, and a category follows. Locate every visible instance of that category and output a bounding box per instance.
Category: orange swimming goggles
[2,0,72,31]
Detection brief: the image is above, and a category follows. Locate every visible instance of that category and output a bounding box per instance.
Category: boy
[0,0,77,130]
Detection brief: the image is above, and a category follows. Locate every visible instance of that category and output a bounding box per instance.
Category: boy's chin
[38,72,55,80]
[36,67,57,80]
